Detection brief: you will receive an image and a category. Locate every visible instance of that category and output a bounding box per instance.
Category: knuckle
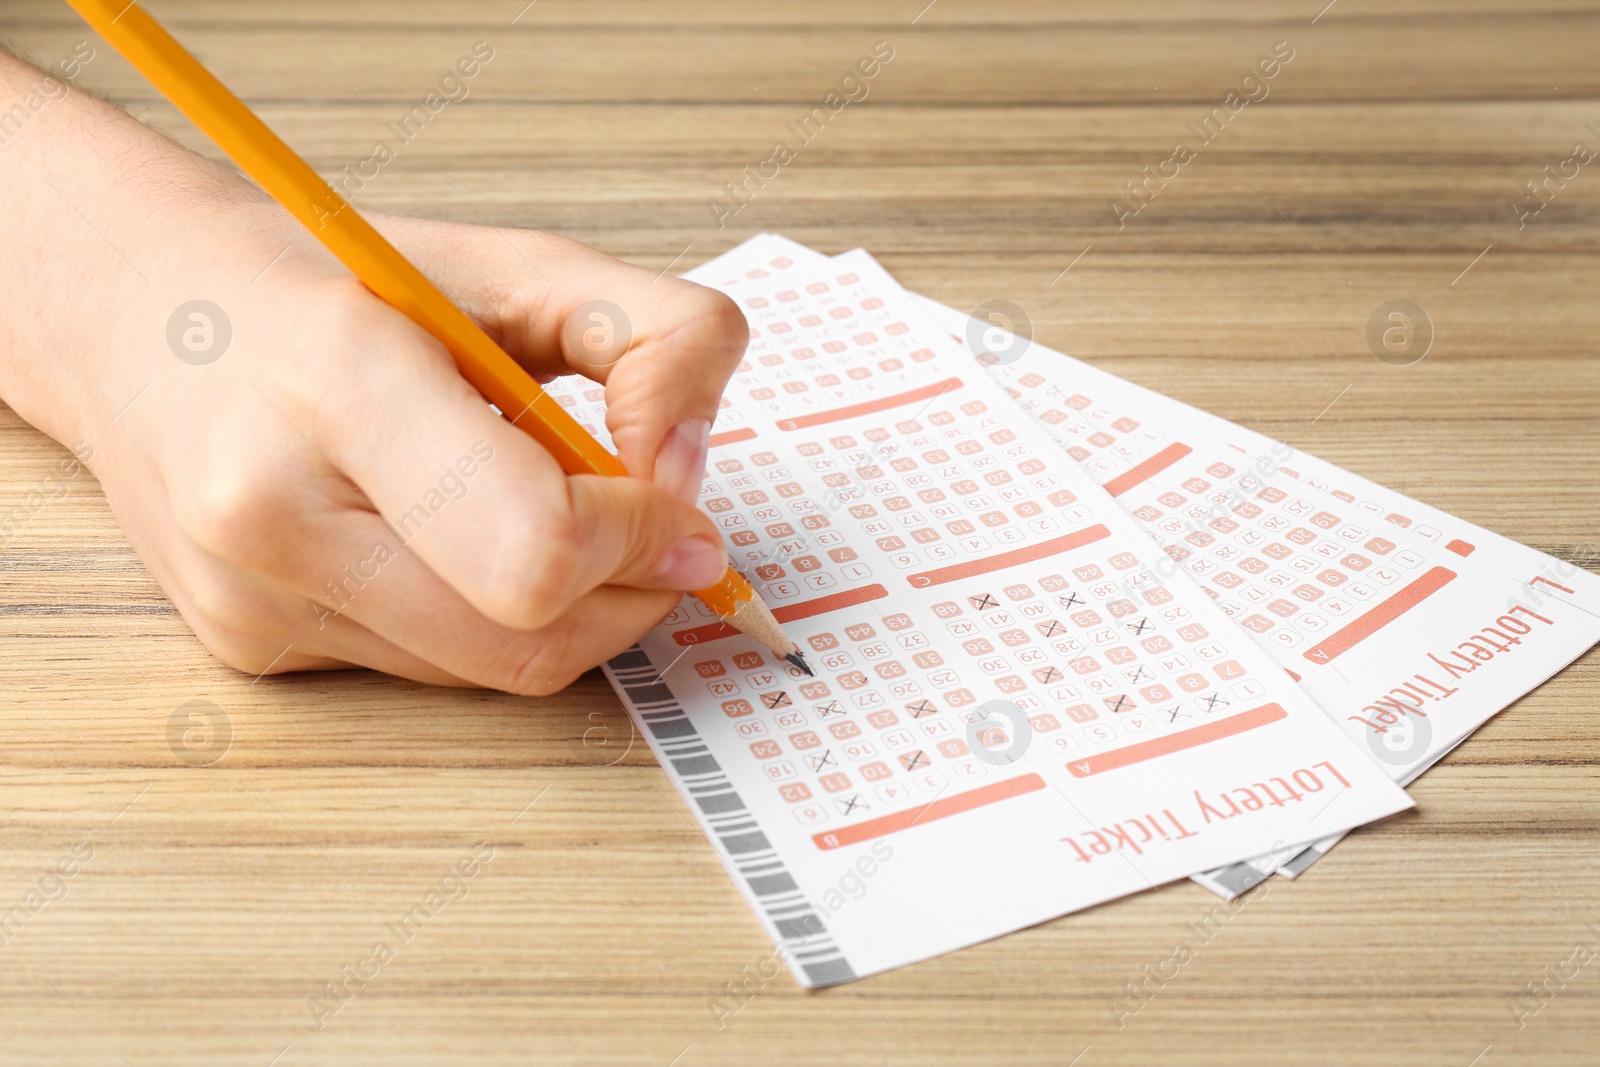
[700,288,752,356]
[479,514,584,627]
[670,284,750,367]
[184,610,269,675]
[172,466,280,560]
[182,571,262,636]
[180,577,320,678]
[206,636,269,676]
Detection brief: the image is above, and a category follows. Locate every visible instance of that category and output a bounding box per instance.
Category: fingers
[133,503,476,686]
[373,218,748,499]
[207,596,478,688]
[223,505,683,695]
[358,580,681,696]
[342,568,683,696]
[251,313,727,632]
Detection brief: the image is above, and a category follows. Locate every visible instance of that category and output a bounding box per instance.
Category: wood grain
[2,1,1597,1064]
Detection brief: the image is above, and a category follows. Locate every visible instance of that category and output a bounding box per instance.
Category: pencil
[66,0,811,676]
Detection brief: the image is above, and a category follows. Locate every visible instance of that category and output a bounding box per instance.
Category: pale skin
[0,50,746,694]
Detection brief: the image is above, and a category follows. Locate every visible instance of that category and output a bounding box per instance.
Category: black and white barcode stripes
[607,646,857,986]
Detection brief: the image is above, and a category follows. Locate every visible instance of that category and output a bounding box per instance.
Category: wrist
[0,50,278,447]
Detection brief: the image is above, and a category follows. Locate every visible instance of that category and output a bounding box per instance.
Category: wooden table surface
[3,1,1598,1064]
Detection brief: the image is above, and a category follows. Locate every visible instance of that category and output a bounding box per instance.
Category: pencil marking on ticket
[905,525,1111,586]
[774,378,963,430]
[1303,567,1458,664]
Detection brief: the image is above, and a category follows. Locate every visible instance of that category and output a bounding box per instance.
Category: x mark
[808,750,837,772]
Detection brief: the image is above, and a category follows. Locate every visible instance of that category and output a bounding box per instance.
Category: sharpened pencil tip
[784,651,814,676]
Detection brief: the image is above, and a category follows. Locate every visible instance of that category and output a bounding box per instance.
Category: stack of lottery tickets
[540,235,1600,986]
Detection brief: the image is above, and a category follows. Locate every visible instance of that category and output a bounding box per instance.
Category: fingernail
[654,536,727,589]
[654,418,712,504]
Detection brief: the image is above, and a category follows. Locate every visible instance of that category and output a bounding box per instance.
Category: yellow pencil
[65,0,809,673]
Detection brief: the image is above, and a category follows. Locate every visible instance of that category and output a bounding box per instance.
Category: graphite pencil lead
[784,651,815,677]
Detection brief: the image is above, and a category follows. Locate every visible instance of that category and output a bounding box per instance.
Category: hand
[0,54,747,694]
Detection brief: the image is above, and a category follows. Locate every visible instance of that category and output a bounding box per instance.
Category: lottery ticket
[745,233,1600,890]
[902,274,1600,890]
[548,237,1412,985]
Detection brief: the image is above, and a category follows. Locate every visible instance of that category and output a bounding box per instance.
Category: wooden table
[3,2,1597,1063]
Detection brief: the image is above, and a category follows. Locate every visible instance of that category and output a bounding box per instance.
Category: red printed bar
[813,773,1045,850]
[906,525,1111,587]
[1065,703,1287,778]
[709,427,757,447]
[1303,566,1457,665]
[1445,539,1475,557]
[774,378,963,431]
[673,584,890,645]
[1102,443,1193,498]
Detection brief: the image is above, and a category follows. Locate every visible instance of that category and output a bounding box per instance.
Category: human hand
[0,56,747,693]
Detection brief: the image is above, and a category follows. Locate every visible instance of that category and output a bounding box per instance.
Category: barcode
[606,646,858,986]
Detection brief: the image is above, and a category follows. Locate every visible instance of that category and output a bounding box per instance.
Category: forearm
[0,46,263,445]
